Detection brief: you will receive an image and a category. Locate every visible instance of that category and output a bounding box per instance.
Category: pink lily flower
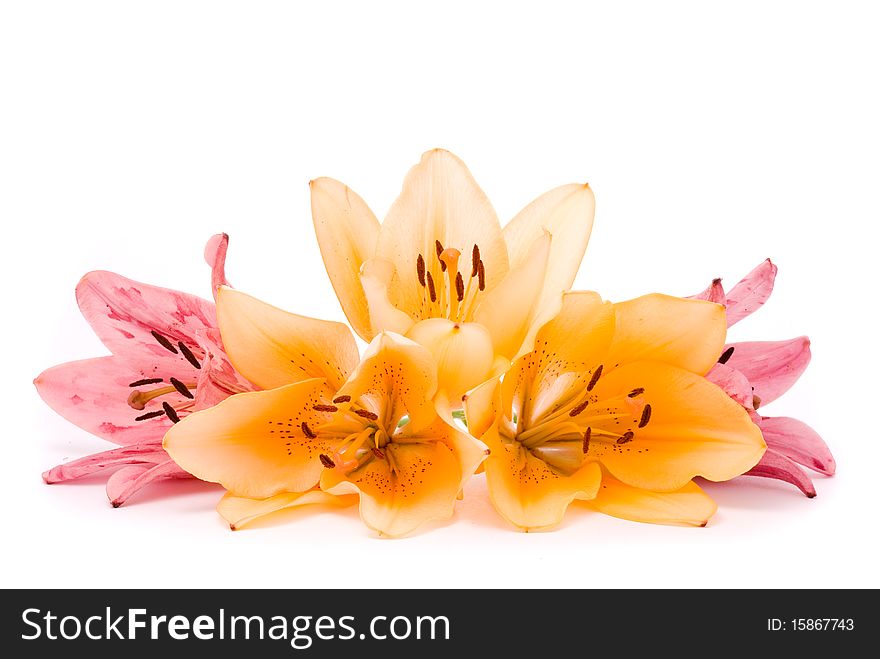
[691,259,835,497]
[35,234,256,506]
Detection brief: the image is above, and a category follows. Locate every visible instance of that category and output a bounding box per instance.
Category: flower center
[125,330,204,424]
[415,241,486,322]
[502,365,653,475]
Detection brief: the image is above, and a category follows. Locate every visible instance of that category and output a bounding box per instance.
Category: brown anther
[178,341,202,369]
[471,244,480,277]
[582,427,591,453]
[638,404,652,428]
[332,395,351,404]
[134,409,166,422]
[169,377,194,400]
[417,253,426,286]
[616,431,634,445]
[301,421,317,438]
[587,365,603,391]
[371,447,386,459]
[151,330,178,354]
[162,401,180,424]
[477,260,485,290]
[426,271,437,302]
[752,395,762,410]
[319,454,336,468]
[570,401,589,417]
[435,240,444,258]
[129,377,163,387]
[628,387,645,398]
[355,409,379,421]
[455,271,464,302]
[312,404,338,412]
[718,346,735,365]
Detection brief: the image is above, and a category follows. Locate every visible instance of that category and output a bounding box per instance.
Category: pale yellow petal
[217,287,359,391]
[590,362,766,491]
[360,258,416,336]
[163,379,339,499]
[473,232,551,360]
[607,294,726,375]
[406,318,496,403]
[586,474,717,527]
[376,149,509,318]
[321,438,463,537]
[335,332,437,433]
[503,182,595,332]
[218,489,358,530]
[463,377,503,440]
[481,424,601,531]
[310,177,381,341]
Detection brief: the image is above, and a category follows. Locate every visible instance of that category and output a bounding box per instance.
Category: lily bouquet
[36,150,834,536]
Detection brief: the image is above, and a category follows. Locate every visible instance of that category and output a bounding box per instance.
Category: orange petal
[216,287,359,391]
[310,177,381,341]
[481,424,601,531]
[321,436,464,538]
[218,489,358,530]
[587,474,717,527]
[606,294,726,375]
[163,379,337,499]
[591,362,766,491]
[375,149,508,317]
[360,258,416,336]
[335,332,437,433]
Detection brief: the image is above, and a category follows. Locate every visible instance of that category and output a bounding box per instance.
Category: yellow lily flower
[311,149,595,404]
[464,291,766,531]
[164,288,486,537]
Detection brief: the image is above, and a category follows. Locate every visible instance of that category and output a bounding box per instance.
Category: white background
[2,1,877,589]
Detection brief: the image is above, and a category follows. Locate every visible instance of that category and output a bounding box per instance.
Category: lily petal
[724,259,777,326]
[216,287,359,391]
[480,423,602,531]
[204,233,231,301]
[587,474,718,527]
[474,231,551,361]
[42,441,169,483]
[744,450,817,498]
[34,356,183,445]
[690,277,727,305]
[607,294,727,375]
[164,379,336,499]
[321,435,464,538]
[311,178,382,341]
[502,183,595,335]
[192,328,255,410]
[722,337,811,406]
[360,259,416,336]
[76,270,215,371]
[217,490,358,530]
[335,332,438,433]
[106,460,192,508]
[705,362,755,410]
[594,362,766,491]
[758,415,835,475]
[375,149,508,317]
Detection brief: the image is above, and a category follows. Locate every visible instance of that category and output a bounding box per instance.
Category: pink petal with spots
[42,441,169,483]
[107,460,193,507]
[34,356,188,445]
[705,363,755,409]
[723,259,777,326]
[758,415,835,476]
[745,449,816,498]
[689,278,726,304]
[722,337,811,406]
[76,270,216,372]
[204,233,231,301]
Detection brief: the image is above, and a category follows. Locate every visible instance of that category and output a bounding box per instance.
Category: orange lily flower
[311,149,595,403]
[464,292,766,531]
[164,288,486,537]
